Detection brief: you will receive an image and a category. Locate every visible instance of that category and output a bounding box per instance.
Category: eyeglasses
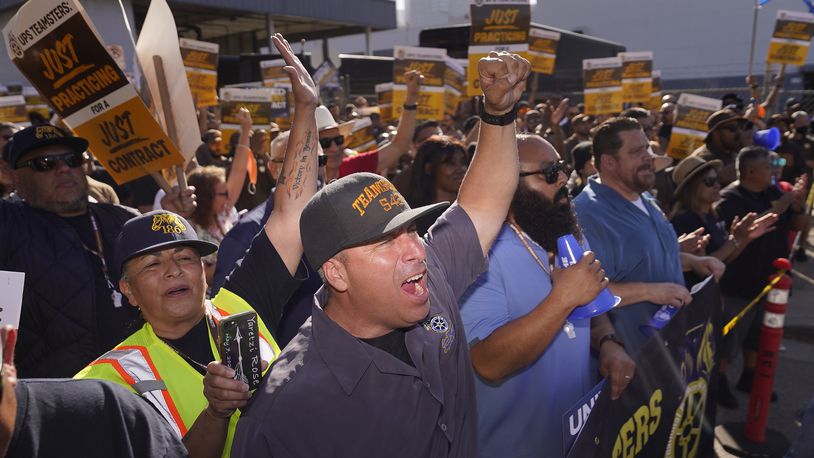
[722,125,741,133]
[319,135,344,149]
[519,160,569,184]
[772,157,787,168]
[17,151,86,172]
[702,175,719,187]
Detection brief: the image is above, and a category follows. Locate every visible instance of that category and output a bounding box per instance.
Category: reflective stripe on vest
[91,346,188,438]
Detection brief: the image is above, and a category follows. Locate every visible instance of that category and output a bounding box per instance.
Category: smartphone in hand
[217,311,262,390]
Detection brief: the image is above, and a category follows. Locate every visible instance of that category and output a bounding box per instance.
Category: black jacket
[1,200,139,378]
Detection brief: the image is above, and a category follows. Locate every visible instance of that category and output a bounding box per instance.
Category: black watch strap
[479,99,517,126]
[598,333,624,349]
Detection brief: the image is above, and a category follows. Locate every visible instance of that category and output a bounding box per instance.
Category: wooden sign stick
[153,54,188,190]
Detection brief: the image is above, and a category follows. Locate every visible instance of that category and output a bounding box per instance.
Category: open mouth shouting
[401,270,429,302]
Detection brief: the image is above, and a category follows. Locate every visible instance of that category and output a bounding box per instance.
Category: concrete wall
[0,0,139,86]
[533,0,803,83]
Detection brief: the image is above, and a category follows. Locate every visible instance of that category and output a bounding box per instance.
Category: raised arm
[376,70,422,172]
[457,52,530,256]
[263,34,319,273]
[223,108,252,209]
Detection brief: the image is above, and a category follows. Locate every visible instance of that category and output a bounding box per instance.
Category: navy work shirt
[231,204,486,457]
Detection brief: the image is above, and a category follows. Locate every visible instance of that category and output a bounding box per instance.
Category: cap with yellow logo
[300,172,449,269]
[115,210,218,273]
[7,124,89,169]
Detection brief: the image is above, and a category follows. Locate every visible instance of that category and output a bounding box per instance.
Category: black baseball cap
[6,124,88,169]
[115,210,218,274]
[300,172,449,269]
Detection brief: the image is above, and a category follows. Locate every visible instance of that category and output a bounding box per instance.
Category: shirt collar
[311,286,420,395]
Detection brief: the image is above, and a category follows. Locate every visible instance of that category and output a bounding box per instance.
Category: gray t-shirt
[231,203,486,458]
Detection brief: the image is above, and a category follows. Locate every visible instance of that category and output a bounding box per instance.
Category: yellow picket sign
[666,93,721,160]
[180,38,219,107]
[767,10,814,66]
[3,0,184,184]
[583,57,623,115]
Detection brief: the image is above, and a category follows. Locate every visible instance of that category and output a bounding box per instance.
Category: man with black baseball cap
[232,50,530,457]
[0,123,147,380]
[74,33,319,457]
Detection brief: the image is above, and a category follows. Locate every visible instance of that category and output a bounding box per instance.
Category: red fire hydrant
[744,258,792,443]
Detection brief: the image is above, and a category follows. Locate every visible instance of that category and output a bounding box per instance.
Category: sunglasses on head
[702,175,719,187]
[319,135,344,149]
[17,151,86,172]
[519,160,569,184]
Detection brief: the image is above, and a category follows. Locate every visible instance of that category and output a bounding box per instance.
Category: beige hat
[672,156,722,197]
[315,105,355,136]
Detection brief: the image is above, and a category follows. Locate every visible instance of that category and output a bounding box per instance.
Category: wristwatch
[598,333,624,350]
[402,103,417,110]
[478,99,517,126]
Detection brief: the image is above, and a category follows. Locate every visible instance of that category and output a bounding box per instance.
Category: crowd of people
[0,30,813,457]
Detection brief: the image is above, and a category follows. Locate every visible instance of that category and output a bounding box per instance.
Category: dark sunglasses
[702,175,719,187]
[721,125,741,133]
[18,151,86,172]
[319,135,344,149]
[519,160,569,184]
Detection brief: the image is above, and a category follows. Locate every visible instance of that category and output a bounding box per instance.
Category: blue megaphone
[555,234,621,320]
[753,127,781,151]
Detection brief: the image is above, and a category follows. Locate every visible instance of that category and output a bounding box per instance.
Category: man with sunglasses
[459,135,634,457]
[319,69,424,182]
[692,109,747,187]
[0,124,194,379]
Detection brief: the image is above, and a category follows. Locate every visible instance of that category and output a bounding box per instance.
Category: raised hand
[403,69,424,105]
[551,98,570,126]
[236,107,252,132]
[478,51,530,115]
[271,33,318,109]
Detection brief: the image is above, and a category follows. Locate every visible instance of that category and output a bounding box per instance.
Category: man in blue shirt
[574,117,725,353]
[460,135,635,457]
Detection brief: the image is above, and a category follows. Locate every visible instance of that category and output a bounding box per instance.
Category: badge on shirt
[422,314,455,353]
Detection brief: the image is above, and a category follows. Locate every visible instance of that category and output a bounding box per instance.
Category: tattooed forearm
[285,129,315,199]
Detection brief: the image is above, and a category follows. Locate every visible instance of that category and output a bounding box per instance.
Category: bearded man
[574,117,725,353]
[459,135,635,457]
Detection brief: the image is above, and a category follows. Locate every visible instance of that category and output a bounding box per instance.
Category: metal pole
[748,0,760,81]
[365,26,372,56]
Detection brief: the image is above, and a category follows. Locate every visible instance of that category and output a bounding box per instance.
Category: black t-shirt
[6,378,188,458]
[360,329,415,367]
[62,212,139,354]
[170,230,305,371]
[163,318,212,375]
[671,210,727,253]
[716,183,792,298]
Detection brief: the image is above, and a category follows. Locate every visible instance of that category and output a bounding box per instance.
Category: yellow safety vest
[75,288,280,457]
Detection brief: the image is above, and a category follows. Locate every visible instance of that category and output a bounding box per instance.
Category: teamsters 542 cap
[300,172,449,269]
[115,210,218,273]
[7,124,88,168]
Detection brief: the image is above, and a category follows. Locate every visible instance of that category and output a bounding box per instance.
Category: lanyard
[82,210,123,308]
[507,222,576,339]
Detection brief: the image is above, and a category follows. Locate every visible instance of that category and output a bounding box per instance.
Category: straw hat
[672,156,722,197]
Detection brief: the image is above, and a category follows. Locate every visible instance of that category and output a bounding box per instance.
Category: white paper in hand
[0,271,24,328]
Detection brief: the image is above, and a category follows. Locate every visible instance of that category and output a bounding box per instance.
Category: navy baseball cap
[300,172,449,269]
[7,124,88,168]
[116,210,218,273]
